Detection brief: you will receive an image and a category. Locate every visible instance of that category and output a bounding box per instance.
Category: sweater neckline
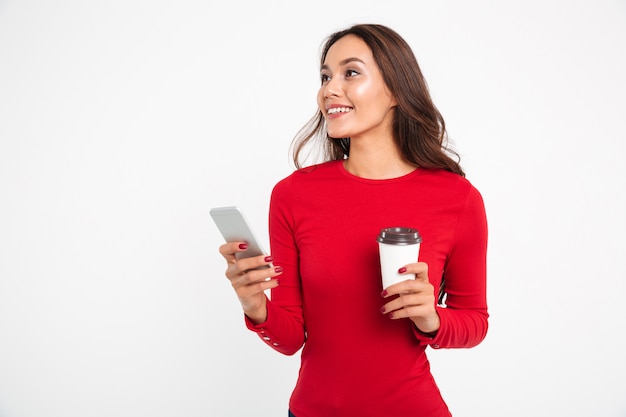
[335,160,423,184]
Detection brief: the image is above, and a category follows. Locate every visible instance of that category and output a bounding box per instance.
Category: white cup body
[378,241,421,290]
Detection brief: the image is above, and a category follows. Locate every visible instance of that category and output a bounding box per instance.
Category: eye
[320,73,331,84]
[345,69,360,78]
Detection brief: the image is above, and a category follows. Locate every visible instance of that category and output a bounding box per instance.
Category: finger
[219,241,248,263]
[237,254,275,273]
[225,253,274,281]
[381,278,417,298]
[387,304,434,320]
[230,264,284,290]
[381,291,434,315]
[240,265,284,286]
[397,262,429,282]
[236,274,281,299]
[382,276,431,298]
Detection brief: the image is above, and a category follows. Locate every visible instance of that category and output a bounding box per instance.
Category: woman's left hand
[380,262,440,335]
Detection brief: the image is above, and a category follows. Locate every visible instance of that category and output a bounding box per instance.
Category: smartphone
[209,206,269,263]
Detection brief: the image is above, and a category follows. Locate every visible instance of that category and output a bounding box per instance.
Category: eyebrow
[321,57,366,71]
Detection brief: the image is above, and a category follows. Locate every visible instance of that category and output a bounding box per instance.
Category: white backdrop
[1,1,625,416]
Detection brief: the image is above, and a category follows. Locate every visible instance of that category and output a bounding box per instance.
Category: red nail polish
[239,243,248,250]
[274,266,283,273]
[380,306,386,314]
[264,256,274,262]
[398,267,407,274]
[388,312,394,319]
[381,290,388,297]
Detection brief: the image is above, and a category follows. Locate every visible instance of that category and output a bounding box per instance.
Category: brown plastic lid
[377,227,422,245]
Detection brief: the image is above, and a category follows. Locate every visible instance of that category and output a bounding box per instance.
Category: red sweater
[247,160,488,417]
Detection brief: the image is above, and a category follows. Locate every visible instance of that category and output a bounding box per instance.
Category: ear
[388,91,398,108]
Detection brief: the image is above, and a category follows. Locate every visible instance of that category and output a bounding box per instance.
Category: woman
[219,23,488,417]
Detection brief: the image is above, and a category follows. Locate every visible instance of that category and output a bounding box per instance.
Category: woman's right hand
[219,242,282,324]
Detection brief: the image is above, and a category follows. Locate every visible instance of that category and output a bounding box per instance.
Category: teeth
[327,107,352,115]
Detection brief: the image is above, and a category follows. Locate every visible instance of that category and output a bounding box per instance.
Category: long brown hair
[291,24,464,177]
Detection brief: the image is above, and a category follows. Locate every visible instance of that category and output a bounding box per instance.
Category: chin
[327,130,349,139]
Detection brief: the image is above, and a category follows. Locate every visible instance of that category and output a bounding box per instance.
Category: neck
[343,137,415,179]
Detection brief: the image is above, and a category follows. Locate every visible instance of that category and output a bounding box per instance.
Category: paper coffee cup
[377,227,422,290]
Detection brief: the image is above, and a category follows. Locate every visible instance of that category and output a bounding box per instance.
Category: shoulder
[270,161,342,214]
[417,169,486,212]
[421,168,480,192]
[273,160,342,190]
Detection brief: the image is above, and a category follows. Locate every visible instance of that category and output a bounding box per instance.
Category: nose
[322,77,340,99]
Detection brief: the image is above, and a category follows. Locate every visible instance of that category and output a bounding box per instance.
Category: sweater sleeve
[244,178,306,355]
[414,184,489,348]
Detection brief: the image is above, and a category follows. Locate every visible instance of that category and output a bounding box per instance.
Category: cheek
[357,82,395,115]
[351,80,371,102]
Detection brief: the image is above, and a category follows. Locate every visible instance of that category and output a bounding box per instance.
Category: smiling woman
[317,36,398,153]
[1,1,625,416]
[216,23,488,417]
[293,24,464,178]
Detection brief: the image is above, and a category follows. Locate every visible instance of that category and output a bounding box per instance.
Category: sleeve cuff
[243,298,281,348]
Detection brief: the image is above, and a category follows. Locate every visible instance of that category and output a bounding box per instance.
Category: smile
[327,107,353,115]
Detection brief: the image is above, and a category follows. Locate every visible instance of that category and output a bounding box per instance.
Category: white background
[1,1,625,416]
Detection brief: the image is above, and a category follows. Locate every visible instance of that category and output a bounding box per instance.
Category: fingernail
[380,306,386,314]
[388,313,394,319]
[381,290,388,297]
[264,256,274,262]
[239,243,248,250]
[398,267,407,274]
[274,266,283,273]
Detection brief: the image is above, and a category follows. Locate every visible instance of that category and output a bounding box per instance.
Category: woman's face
[318,34,396,141]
